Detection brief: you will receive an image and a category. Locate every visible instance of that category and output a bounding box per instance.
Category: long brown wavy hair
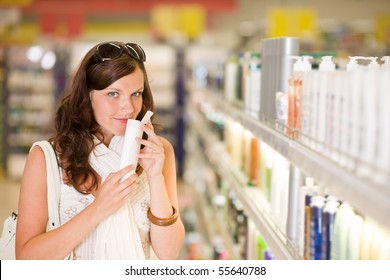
[50,42,154,193]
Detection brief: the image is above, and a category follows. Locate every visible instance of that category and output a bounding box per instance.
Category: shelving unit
[185,128,242,259]
[5,45,56,178]
[187,102,301,260]
[0,47,6,176]
[208,92,390,231]
[186,85,390,259]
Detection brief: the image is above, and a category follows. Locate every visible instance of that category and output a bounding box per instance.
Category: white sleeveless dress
[59,171,151,260]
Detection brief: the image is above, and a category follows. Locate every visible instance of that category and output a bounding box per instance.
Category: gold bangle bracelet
[147,206,178,226]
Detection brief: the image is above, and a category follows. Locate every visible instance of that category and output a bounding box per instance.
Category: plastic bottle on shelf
[339,56,362,168]
[346,212,364,260]
[299,56,315,146]
[241,52,252,115]
[376,56,390,184]
[269,153,290,235]
[287,55,312,138]
[321,197,340,260]
[347,57,365,171]
[275,91,288,132]
[249,52,262,119]
[309,195,325,260]
[357,57,380,178]
[331,202,354,259]
[224,53,240,104]
[359,218,376,259]
[315,56,336,154]
[297,177,319,258]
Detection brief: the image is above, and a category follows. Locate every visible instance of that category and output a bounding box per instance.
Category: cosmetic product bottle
[287,56,312,138]
[331,202,354,259]
[327,69,346,162]
[300,67,315,146]
[298,177,319,258]
[120,111,153,181]
[275,91,288,132]
[270,153,290,235]
[224,53,240,104]
[357,57,380,178]
[377,229,390,260]
[347,58,365,171]
[260,37,299,124]
[249,136,260,187]
[359,218,376,259]
[339,57,362,168]
[376,56,390,184]
[249,52,261,119]
[259,142,274,201]
[346,213,363,260]
[241,52,252,115]
[287,56,301,137]
[321,198,340,260]
[286,165,302,250]
[303,179,320,260]
[257,234,268,260]
[316,56,336,154]
[309,195,325,260]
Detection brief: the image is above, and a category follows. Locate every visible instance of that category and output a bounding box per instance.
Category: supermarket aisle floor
[0,176,21,233]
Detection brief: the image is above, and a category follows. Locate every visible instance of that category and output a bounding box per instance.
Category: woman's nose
[120,96,134,112]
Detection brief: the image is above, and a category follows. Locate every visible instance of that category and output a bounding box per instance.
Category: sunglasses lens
[125,43,146,62]
[97,43,122,60]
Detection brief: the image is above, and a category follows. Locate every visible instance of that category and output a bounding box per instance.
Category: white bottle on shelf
[299,56,315,146]
[315,56,336,154]
[357,57,380,178]
[339,56,362,168]
[376,56,390,184]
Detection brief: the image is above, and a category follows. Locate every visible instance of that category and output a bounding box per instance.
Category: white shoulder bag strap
[30,141,61,231]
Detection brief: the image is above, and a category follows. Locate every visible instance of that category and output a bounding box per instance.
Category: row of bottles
[282,55,390,185]
[192,99,390,259]
[184,116,275,260]
[219,42,390,187]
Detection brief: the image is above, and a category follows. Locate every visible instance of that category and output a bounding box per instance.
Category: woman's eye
[107,91,118,97]
[132,92,142,97]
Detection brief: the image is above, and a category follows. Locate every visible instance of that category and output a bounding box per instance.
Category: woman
[15,41,185,259]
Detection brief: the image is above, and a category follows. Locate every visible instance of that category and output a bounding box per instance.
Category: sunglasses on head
[94,42,146,63]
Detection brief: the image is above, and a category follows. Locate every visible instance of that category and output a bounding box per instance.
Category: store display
[0,47,5,176]
[4,45,57,178]
[185,37,390,260]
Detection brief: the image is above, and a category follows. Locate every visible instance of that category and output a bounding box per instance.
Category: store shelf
[203,92,390,231]
[188,107,301,260]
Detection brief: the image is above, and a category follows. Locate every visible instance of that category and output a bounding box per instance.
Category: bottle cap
[305,177,314,187]
[319,56,336,71]
[301,56,313,71]
[290,56,302,71]
[381,56,390,65]
[347,56,365,71]
[367,57,380,69]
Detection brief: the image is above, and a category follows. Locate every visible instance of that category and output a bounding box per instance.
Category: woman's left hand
[137,120,165,178]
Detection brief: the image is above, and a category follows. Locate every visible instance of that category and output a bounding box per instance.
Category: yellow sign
[151,4,205,40]
[266,7,318,40]
[0,0,32,6]
[376,13,390,43]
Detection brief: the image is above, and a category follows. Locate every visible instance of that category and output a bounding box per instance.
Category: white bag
[0,141,62,260]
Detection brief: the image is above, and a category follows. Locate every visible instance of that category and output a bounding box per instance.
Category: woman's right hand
[91,165,138,221]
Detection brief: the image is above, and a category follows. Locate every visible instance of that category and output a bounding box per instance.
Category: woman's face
[90,67,144,145]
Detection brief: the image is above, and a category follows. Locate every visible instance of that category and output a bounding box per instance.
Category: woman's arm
[15,146,138,259]
[137,125,185,259]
